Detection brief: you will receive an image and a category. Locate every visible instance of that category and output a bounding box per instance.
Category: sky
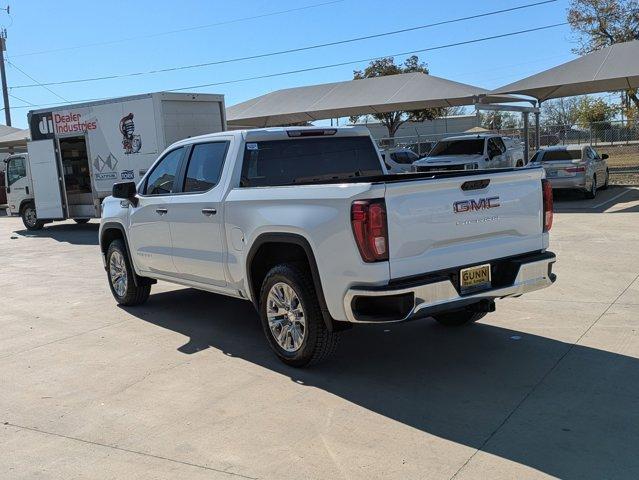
[2,0,579,129]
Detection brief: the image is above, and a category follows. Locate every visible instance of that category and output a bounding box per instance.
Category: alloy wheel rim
[266,282,306,352]
[109,251,128,297]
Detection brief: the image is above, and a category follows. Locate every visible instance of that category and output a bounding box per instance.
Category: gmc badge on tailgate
[453,196,500,213]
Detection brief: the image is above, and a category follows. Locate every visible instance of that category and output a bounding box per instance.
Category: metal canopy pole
[534,101,541,150]
[523,112,529,161]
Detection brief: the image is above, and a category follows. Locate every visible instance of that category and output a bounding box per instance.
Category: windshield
[542,150,582,161]
[429,139,484,157]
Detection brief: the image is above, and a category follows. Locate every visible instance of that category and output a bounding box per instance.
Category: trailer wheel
[21,202,44,231]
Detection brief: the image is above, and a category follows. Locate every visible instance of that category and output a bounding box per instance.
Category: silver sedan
[530,145,609,199]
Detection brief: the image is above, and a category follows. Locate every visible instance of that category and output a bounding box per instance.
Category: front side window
[7,157,26,186]
[183,142,229,192]
[145,147,184,195]
[240,136,383,187]
[494,138,507,153]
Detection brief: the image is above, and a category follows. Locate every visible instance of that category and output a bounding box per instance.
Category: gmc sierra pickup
[99,126,556,367]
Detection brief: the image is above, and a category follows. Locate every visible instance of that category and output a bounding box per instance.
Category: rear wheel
[259,263,339,367]
[21,202,44,231]
[433,309,487,326]
[585,175,597,199]
[106,239,151,306]
[516,160,524,167]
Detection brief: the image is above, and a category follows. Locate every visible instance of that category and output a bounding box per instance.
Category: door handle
[201,208,217,216]
[155,208,168,216]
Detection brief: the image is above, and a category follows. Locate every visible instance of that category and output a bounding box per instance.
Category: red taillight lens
[351,199,389,262]
[565,166,585,173]
[542,179,553,232]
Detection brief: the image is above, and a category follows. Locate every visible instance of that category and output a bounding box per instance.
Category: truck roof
[438,134,499,142]
[168,125,372,148]
[28,91,225,115]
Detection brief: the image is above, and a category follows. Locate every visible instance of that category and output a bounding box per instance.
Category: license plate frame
[460,263,491,293]
[546,170,558,178]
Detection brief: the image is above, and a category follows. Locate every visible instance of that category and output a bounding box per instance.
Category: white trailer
[7,92,226,229]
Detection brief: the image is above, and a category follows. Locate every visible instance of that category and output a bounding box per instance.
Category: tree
[574,96,618,126]
[541,97,580,127]
[479,111,521,130]
[567,0,639,110]
[349,56,444,139]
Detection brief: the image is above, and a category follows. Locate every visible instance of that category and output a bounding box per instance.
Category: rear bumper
[343,251,556,323]
[547,174,586,190]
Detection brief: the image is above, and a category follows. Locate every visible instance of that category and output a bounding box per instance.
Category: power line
[10,0,559,90]
[5,22,567,112]
[9,0,347,58]
[6,60,69,102]
[9,92,35,106]
[167,23,568,92]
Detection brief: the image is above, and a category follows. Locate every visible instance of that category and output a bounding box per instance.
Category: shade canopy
[0,126,29,149]
[491,40,639,101]
[227,72,517,127]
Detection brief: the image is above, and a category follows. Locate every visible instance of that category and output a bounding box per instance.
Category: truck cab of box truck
[3,154,40,229]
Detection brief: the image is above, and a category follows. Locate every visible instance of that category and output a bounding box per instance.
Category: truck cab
[412,134,525,173]
[4,154,38,228]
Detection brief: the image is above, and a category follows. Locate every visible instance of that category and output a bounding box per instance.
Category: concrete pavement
[1,187,639,479]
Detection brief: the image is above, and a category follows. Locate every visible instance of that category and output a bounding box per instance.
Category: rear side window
[145,147,184,195]
[183,142,229,192]
[542,150,582,161]
[240,136,383,187]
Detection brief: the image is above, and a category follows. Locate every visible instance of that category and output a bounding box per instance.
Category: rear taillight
[565,166,585,173]
[542,179,553,232]
[351,199,389,262]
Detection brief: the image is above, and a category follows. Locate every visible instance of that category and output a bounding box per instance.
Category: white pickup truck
[99,126,556,366]
[412,134,525,173]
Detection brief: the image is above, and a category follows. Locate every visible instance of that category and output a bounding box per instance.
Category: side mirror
[112,181,138,206]
[601,153,609,160]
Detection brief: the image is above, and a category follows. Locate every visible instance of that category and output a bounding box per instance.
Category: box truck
[4,92,226,230]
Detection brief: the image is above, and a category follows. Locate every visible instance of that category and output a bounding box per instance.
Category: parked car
[381,147,420,173]
[530,145,609,198]
[412,134,525,173]
[100,126,556,367]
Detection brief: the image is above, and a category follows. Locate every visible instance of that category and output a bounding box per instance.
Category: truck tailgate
[384,168,546,279]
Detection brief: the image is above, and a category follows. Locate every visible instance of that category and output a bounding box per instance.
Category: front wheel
[259,263,339,367]
[106,239,151,306]
[21,202,44,231]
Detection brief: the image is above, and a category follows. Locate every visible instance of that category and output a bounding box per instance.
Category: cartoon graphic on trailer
[119,113,142,154]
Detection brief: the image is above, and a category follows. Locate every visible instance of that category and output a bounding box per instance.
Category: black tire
[259,263,339,367]
[433,309,487,327]
[516,160,524,167]
[74,218,90,224]
[106,239,151,306]
[602,169,610,190]
[21,202,44,231]
[584,175,597,199]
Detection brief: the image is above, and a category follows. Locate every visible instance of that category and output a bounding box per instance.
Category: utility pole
[0,27,10,126]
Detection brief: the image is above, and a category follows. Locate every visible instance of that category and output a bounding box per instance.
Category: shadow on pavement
[123,287,639,480]
[13,222,99,246]
[554,186,639,213]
